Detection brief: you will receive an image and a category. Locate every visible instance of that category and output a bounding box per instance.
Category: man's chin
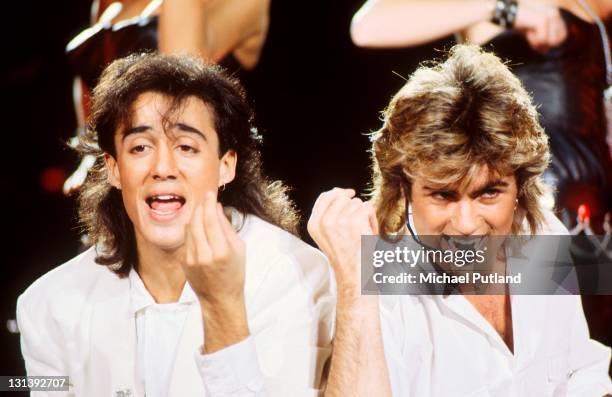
[143,232,186,252]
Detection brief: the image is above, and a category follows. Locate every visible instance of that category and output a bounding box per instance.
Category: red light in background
[577,203,590,222]
[40,167,66,193]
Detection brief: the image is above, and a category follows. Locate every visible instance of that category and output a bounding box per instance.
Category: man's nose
[450,200,481,235]
[152,144,178,181]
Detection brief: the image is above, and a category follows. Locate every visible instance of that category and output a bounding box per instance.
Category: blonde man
[310,45,611,396]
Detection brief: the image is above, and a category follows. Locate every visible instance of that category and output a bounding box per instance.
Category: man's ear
[104,153,122,189]
[218,150,237,187]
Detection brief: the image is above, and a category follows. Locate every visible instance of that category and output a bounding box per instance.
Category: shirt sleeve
[250,250,334,396]
[565,295,612,396]
[195,336,266,396]
[194,247,335,397]
[17,294,75,397]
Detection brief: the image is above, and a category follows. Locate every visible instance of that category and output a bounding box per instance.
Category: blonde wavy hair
[370,45,550,237]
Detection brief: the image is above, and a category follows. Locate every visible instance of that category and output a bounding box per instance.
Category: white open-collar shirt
[128,264,271,397]
[17,211,335,397]
[129,268,196,397]
[381,209,612,396]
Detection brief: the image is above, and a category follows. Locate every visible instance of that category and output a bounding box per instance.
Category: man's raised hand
[307,188,378,303]
[183,191,246,303]
[183,191,249,352]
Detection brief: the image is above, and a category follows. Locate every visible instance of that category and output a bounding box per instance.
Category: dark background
[2,0,610,386]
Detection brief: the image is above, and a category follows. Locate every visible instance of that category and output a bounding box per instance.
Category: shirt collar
[128,268,198,315]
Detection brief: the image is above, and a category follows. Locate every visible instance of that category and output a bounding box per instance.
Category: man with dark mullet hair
[17,53,334,397]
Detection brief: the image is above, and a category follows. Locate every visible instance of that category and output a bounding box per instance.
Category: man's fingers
[344,199,378,235]
[184,221,195,264]
[313,188,355,217]
[343,197,365,217]
[341,198,370,231]
[202,191,229,254]
[187,202,211,263]
[217,203,243,249]
[308,188,355,235]
[308,190,336,235]
[320,189,356,229]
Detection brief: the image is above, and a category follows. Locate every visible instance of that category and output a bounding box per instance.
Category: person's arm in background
[308,188,392,397]
[159,0,270,69]
[351,0,496,47]
[351,0,567,53]
[63,0,121,195]
[592,0,612,19]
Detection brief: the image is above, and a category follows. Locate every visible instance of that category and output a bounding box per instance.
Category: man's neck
[464,294,514,353]
[136,241,187,304]
[462,252,514,352]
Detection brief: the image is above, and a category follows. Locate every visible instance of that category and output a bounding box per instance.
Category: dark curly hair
[77,53,299,277]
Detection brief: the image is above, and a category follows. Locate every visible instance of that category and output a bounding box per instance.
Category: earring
[220,183,226,192]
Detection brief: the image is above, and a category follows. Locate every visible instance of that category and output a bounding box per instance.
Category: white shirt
[380,294,611,397]
[17,212,335,397]
[381,209,612,396]
[128,270,267,397]
[129,269,195,397]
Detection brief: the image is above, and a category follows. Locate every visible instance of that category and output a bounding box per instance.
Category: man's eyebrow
[121,123,207,141]
[175,123,207,140]
[470,179,509,197]
[422,185,457,193]
[421,179,509,196]
[122,125,152,141]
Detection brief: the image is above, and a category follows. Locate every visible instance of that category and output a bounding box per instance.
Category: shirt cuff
[195,336,266,396]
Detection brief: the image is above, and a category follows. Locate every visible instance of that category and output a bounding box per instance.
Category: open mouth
[441,235,487,252]
[145,194,186,218]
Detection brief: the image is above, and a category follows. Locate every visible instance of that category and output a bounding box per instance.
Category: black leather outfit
[66,15,241,90]
[484,9,612,230]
